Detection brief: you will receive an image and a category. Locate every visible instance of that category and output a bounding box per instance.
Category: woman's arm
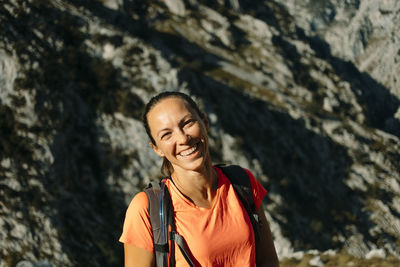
[124,243,155,267]
[255,202,279,267]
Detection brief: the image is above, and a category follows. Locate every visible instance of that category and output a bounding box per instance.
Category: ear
[150,142,165,157]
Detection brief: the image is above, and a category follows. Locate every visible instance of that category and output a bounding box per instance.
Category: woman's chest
[172,187,255,266]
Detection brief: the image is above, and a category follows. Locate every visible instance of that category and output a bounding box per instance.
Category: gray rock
[1,0,399,265]
[16,261,52,267]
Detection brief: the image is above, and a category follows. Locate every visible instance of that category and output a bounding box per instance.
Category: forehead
[147,97,196,123]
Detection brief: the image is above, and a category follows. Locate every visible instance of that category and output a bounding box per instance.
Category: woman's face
[147,97,210,174]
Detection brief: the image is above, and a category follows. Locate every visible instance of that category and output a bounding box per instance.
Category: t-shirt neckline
[167,166,223,211]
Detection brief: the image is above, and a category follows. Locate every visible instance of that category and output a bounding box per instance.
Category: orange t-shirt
[119,166,267,266]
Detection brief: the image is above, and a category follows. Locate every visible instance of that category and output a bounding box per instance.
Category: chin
[172,156,206,173]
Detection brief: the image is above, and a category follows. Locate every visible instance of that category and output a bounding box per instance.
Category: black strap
[145,182,163,244]
[154,244,169,253]
[145,181,171,267]
[164,185,176,267]
[171,232,195,267]
[163,180,195,267]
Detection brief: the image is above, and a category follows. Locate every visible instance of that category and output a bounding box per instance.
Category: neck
[170,161,218,208]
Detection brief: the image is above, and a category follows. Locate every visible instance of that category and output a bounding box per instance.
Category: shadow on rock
[1,1,147,266]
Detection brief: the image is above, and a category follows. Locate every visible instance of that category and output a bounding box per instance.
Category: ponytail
[161,158,174,177]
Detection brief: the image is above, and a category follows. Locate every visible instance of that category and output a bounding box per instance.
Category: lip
[177,142,201,159]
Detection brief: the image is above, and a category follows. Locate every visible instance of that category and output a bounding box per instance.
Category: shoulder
[125,191,149,217]
[120,191,154,249]
[242,167,267,208]
[131,191,149,206]
[216,165,267,208]
[241,167,260,188]
[242,167,256,180]
[241,167,265,190]
[214,164,257,185]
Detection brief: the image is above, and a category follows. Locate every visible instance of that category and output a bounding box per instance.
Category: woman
[120,91,279,267]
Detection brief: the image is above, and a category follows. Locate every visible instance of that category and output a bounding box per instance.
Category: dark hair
[142,91,203,176]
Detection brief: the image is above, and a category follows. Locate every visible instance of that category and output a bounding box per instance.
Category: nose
[177,129,190,144]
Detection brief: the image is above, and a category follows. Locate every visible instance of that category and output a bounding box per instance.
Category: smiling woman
[142,92,207,177]
[147,96,211,177]
[119,91,279,267]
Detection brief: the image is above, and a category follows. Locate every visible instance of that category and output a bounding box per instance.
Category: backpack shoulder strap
[144,180,195,267]
[144,181,168,266]
[217,164,261,241]
[217,165,255,210]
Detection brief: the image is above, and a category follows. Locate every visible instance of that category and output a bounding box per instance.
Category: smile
[178,143,199,157]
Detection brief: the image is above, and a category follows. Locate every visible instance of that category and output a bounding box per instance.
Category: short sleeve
[119,192,154,252]
[243,169,267,210]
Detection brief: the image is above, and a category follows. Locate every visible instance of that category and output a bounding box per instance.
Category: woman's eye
[184,119,195,127]
[161,132,171,139]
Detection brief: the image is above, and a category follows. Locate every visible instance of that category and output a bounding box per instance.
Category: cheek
[162,141,177,154]
[191,125,205,139]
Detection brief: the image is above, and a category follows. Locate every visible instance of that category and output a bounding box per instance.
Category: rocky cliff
[1,0,399,266]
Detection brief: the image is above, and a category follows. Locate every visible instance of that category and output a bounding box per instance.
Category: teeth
[179,144,198,156]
